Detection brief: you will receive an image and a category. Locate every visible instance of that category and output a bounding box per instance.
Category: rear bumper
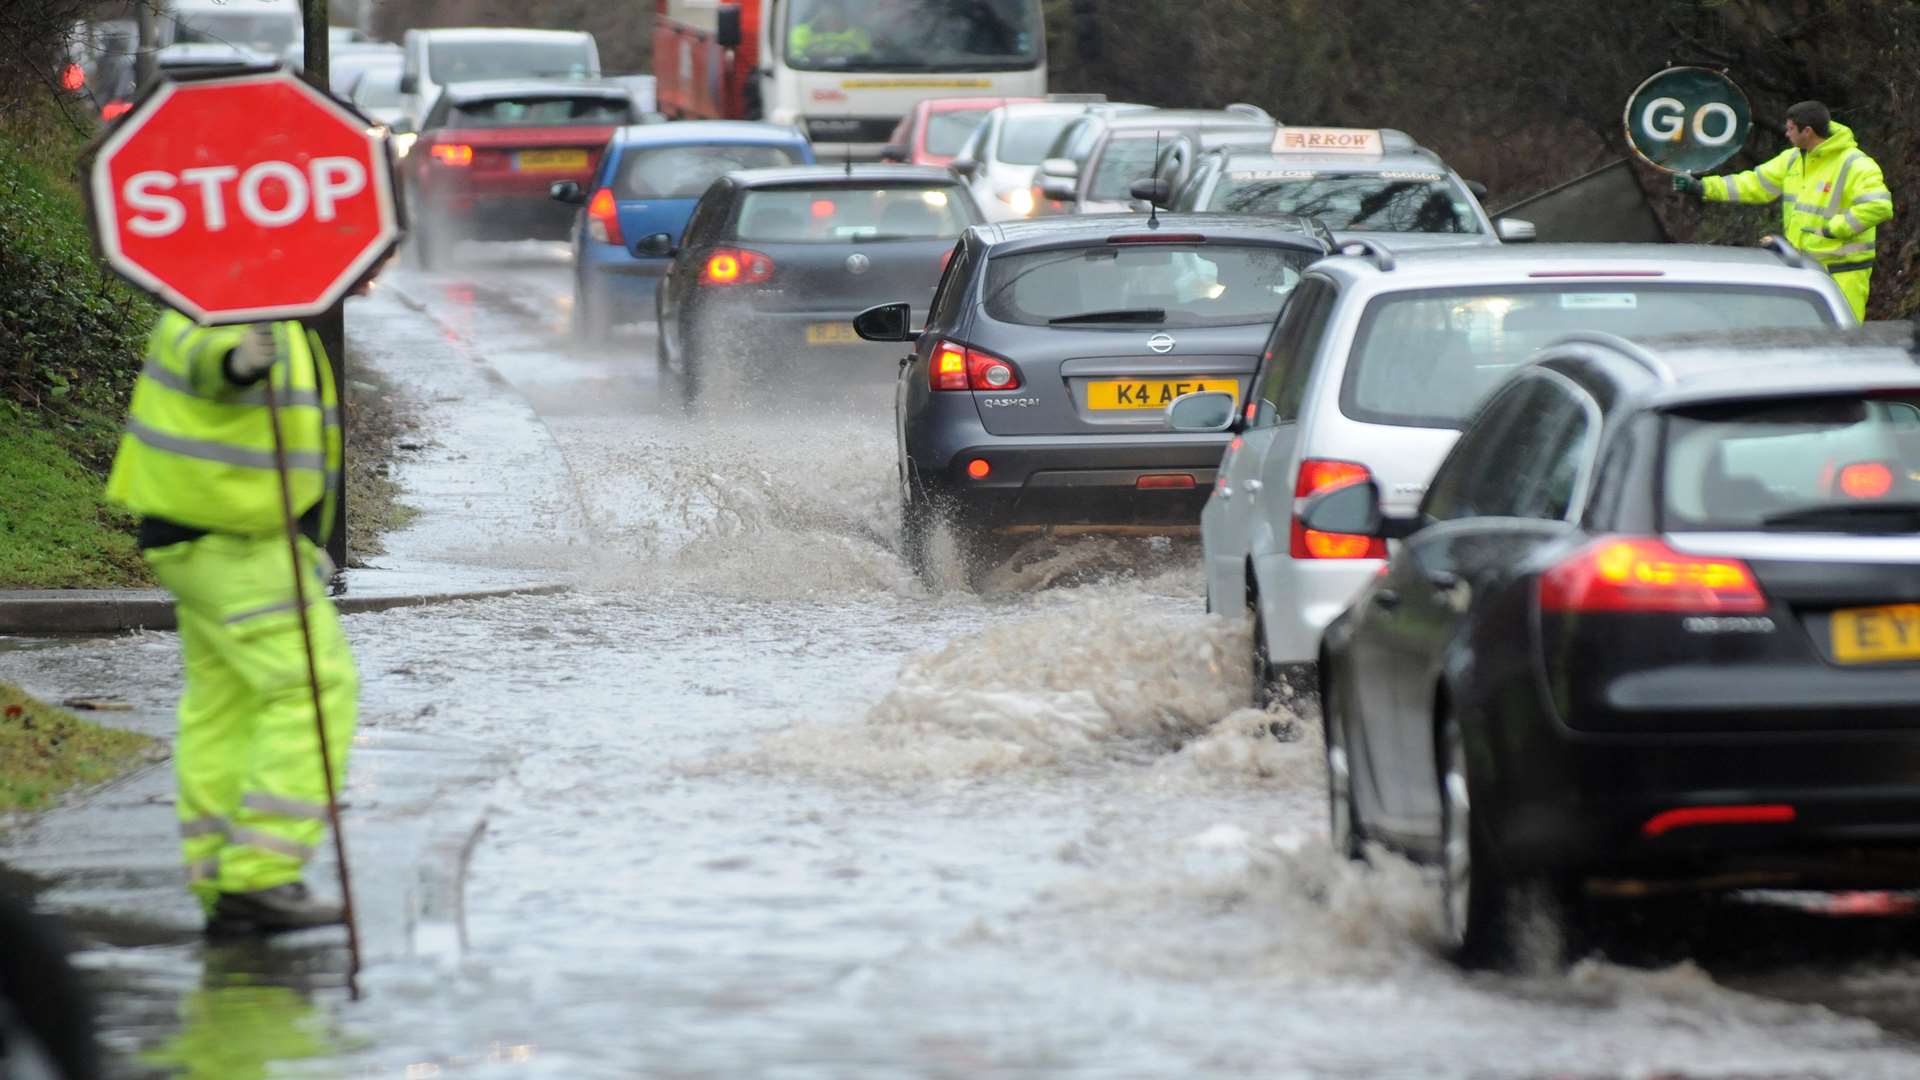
[579,243,667,312]
[1254,553,1381,666]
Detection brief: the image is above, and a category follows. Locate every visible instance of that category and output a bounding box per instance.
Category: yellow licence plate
[516,149,588,172]
[805,322,860,345]
[1830,603,1920,664]
[1087,378,1238,411]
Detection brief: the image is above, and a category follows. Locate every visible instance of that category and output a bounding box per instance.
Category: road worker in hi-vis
[1674,100,1894,320]
[105,310,354,934]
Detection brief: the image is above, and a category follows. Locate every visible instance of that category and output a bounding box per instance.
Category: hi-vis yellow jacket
[106,311,340,538]
[1704,122,1893,275]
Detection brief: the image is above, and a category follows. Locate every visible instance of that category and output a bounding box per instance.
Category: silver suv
[1169,242,1858,698]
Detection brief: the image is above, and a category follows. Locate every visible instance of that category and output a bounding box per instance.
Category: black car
[852,213,1330,578]
[645,164,983,408]
[1310,324,1920,965]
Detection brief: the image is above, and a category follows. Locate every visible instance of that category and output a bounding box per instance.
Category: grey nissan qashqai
[854,213,1330,578]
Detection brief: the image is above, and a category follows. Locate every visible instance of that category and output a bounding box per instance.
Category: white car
[398,27,600,133]
[951,99,1144,221]
[1168,242,1859,701]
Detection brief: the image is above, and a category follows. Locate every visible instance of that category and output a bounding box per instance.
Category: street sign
[1623,66,1752,175]
[87,68,401,325]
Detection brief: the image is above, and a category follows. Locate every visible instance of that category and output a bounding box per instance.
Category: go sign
[87,69,402,325]
[1623,67,1753,175]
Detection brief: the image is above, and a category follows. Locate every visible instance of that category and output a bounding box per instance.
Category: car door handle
[1371,588,1400,611]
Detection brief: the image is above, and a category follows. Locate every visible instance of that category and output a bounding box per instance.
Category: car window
[1424,374,1594,522]
[1510,378,1595,520]
[449,96,629,128]
[927,242,972,329]
[926,109,989,156]
[681,186,730,245]
[1211,170,1481,233]
[998,115,1075,165]
[1343,285,1837,431]
[615,144,801,199]
[1662,392,1920,532]
[1087,135,1164,201]
[427,39,594,83]
[734,185,972,243]
[352,70,403,108]
[1421,378,1550,523]
[983,243,1314,329]
[1250,277,1335,427]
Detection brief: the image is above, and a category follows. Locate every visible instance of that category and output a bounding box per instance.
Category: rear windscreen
[925,110,989,156]
[450,96,630,128]
[1343,286,1835,429]
[984,243,1314,328]
[1211,170,1480,233]
[615,145,801,199]
[734,186,971,242]
[1663,393,1920,532]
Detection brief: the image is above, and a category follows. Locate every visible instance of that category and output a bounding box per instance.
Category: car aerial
[951,98,1147,221]
[852,212,1331,581]
[648,164,983,408]
[551,121,815,342]
[1036,106,1276,216]
[398,27,601,133]
[1167,241,1857,701]
[1165,126,1530,246]
[881,96,1037,167]
[1307,323,1920,966]
[402,80,637,269]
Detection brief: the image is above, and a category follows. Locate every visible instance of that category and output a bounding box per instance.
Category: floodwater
[6,242,1920,1079]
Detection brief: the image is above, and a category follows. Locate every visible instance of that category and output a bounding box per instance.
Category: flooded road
[9,243,1920,1078]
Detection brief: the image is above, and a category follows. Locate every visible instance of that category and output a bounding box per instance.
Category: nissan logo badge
[845,253,871,275]
[1147,333,1176,354]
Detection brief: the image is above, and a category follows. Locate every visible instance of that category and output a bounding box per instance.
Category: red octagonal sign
[89,69,401,325]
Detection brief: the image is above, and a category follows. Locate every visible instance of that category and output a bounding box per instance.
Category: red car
[405,79,637,268]
[881,96,1037,168]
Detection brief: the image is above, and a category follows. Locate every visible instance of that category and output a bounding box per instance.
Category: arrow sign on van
[1623,67,1752,175]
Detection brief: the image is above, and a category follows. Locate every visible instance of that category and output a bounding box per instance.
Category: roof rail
[1760,235,1816,271]
[1223,102,1273,121]
[1300,216,1336,253]
[1379,127,1419,151]
[1335,237,1395,272]
[1543,330,1674,381]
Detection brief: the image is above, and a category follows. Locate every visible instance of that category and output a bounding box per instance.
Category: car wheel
[1252,602,1284,710]
[573,280,610,343]
[1323,668,1366,863]
[678,331,702,413]
[900,492,935,583]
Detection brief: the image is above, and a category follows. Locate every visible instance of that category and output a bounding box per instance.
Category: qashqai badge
[1147,333,1176,354]
[845,253,871,275]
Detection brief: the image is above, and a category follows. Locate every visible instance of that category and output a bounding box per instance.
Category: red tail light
[1642,804,1795,837]
[62,63,85,91]
[429,143,474,167]
[1538,537,1766,614]
[928,340,1021,392]
[101,100,132,120]
[586,187,623,245]
[1290,459,1387,560]
[1838,461,1895,500]
[698,247,775,286]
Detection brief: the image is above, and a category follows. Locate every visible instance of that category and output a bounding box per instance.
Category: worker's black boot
[207,882,343,936]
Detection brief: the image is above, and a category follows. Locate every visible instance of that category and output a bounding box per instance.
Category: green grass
[0,408,147,587]
[0,681,151,811]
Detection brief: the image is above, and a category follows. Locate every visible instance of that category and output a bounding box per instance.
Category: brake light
[430,143,473,167]
[1108,233,1207,245]
[1538,537,1766,614]
[1290,459,1387,560]
[1642,804,1794,837]
[101,100,132,120]
[1838,461,1895,500]
[698,247,774,286]
[1137,474,1196,490]
[927,340,1020,392]
[62,63,85,91]
[810,199,836,218]
[586,187,622,245]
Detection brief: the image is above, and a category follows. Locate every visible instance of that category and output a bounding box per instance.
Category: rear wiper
[1758,502,1920,531]
[1047,308,1167,325]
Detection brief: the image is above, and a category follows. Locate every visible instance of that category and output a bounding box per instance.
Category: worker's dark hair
[1786,100,1832,137]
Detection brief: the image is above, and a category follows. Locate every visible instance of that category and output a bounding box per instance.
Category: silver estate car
[1168,241,1858,700]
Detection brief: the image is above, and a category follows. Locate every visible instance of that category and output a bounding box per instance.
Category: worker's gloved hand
[1671,173,1704,197]
[226,324,278,383]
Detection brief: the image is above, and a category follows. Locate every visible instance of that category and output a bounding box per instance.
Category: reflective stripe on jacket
[1703,122,1894,272]
[106,311,341,538]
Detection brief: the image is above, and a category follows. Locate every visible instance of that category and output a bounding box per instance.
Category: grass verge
[0,682,151,812]
[344,369,422,564]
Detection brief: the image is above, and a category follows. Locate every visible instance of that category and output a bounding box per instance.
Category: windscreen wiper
[1047,308,1167,325]
[1757,502,1920,531]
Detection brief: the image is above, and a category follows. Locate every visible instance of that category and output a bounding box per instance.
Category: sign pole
[300,0,350,588]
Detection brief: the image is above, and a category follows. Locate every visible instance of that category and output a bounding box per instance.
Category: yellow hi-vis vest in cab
[106,310,341,538]
[1704,121,1894,276]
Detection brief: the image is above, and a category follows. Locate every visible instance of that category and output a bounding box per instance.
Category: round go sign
[1623,67,1752,175]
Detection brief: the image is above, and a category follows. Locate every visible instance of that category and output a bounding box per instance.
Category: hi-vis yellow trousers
[146,533,357,910]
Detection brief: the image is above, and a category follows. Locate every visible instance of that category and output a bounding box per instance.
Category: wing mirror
[1165,390,1240,433]
[950,155,980,178]
[853,301,915,343]
[634,232,676,257]
[1296,480,1421,540]
[715,3,743,49]
[1040,157,1078,179]
[549,180,585,205]
[1128,177,1171,208]
[1464,179,1489,199]
[1038,174,1077,202]
[1494,217,1537,243]
[879,142,910,163]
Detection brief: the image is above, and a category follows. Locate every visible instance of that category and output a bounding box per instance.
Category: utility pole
[135,0,157,87]
[300,0,350,587]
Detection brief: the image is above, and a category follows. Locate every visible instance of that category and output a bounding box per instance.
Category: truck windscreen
[784,0,1041,71]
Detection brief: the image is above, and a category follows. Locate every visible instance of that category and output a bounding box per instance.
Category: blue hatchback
[555,121,815,340]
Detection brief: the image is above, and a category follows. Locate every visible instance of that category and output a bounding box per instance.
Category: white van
[398,28,600,131]
[157,0,301,58]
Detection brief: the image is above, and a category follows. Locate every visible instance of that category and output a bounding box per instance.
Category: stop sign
[88,69,401,324]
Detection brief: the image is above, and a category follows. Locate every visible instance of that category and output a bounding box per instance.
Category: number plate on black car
[1830,603,1920,664]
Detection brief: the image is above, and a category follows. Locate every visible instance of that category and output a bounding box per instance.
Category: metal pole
[262,372,362,1000]
[135,0,157,88]
[299,0,350,588]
